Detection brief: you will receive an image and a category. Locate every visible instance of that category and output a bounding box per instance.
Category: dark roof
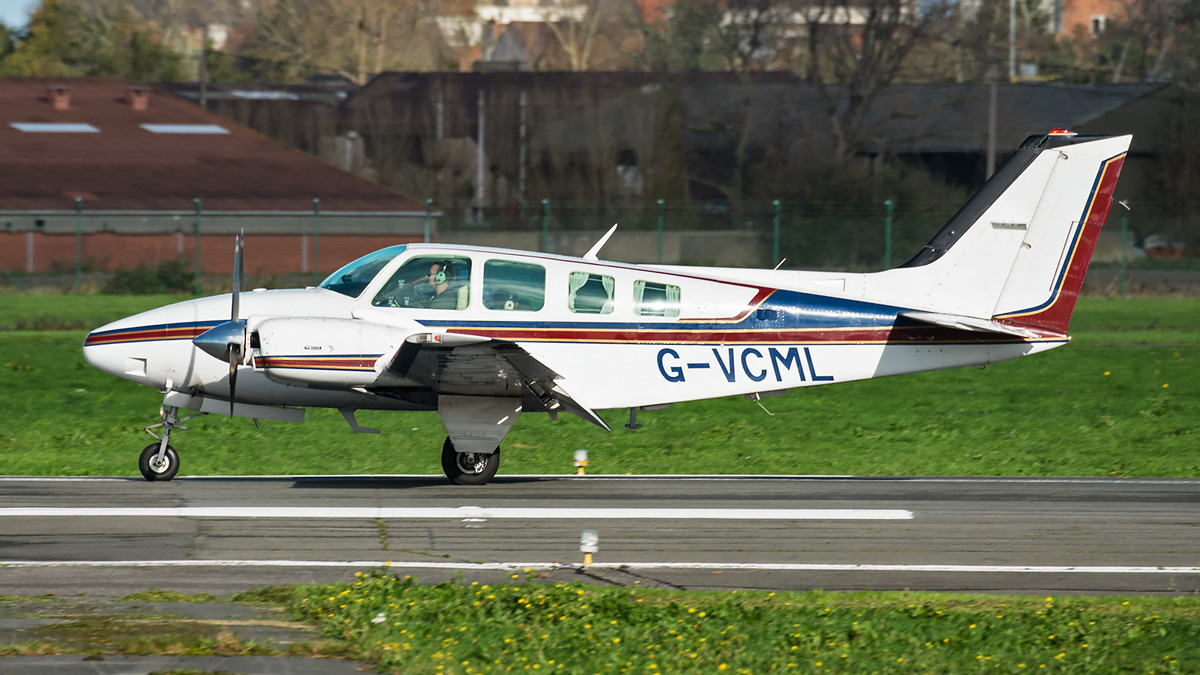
[0,77,423,212]
[526,79,1178,157]
[859,82,1173,154]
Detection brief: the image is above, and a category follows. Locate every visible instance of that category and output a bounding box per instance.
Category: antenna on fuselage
[583,223,618,261]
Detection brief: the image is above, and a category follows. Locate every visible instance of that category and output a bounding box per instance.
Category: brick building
[0,77,431,281]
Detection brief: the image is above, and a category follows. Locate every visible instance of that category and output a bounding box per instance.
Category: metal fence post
[657,199,664,264]
[1120,203,1129,299]
[541,199,549,253]
[884,199,894,269]
[312,198,321,286]
[193,198,202,296]
[74,197,82,294]
[772,199,781,266]
[424,198,433,243]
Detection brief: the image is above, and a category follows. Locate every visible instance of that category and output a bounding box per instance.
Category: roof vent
[48,85,71,111]
[127,86,150,111]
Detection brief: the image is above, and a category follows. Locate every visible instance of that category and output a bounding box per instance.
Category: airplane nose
[82,323,138,378]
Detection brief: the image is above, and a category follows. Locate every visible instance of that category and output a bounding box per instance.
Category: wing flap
[381,335,610,431]
[898,311,1048,339]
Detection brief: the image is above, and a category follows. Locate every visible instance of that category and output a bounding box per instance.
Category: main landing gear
[441,437,500,486]
[139,405,205,482]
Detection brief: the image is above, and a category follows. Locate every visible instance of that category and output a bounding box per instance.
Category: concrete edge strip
[1,560,1197,574]
[0,507,913,520]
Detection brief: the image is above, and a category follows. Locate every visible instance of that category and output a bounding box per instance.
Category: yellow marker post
[573,449,589,475]
[580,530,598,567]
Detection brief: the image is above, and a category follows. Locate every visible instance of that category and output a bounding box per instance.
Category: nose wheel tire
[441,437,499,485]
[139,443,180,482]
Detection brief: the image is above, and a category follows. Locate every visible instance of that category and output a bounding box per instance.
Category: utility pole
[987,64,998,178]
[1009,0,1017,81]
[519,90,527,205]
[199,24,209,108]
[476,88,485,223]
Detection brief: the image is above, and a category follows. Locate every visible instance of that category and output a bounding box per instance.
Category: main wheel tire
[139,443,180,482]
[441,437,499,485]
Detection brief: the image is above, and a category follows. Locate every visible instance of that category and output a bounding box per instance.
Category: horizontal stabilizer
[898,311,1050,339]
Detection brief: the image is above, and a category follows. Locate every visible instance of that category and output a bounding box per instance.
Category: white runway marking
[0,560,1196,575]
[0,506,911,520]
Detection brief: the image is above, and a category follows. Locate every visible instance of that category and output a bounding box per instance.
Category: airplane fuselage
[83,243,1066,414]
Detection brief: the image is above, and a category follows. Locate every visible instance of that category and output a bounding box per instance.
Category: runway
[1,474,1198,596]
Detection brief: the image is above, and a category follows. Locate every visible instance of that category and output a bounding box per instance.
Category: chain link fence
[3,197,1197,294]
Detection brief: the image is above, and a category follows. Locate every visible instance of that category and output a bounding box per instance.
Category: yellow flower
[718,665,728,671]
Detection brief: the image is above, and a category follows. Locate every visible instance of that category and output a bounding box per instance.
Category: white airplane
[84,131,1130,485]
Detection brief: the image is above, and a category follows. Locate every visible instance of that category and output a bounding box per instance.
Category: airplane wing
[383,336,611,431]
[897,311,1050,339]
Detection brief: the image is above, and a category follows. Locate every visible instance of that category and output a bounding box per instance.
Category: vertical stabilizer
[990,135,1128,332]
[877,133,1130,333]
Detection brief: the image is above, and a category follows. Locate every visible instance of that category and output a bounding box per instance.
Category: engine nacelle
[253,317,413,387]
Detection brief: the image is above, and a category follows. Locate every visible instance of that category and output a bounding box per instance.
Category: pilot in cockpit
[374,258,468,310]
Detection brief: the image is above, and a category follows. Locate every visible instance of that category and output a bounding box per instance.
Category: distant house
[0,77,430,278]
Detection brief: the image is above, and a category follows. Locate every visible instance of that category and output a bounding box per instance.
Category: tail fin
[886,132,1130,334]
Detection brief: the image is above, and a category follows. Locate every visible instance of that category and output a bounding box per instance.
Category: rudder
[990,134,1130,333]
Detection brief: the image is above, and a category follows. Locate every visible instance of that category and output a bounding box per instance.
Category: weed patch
[289,570,1200,674]
[115,590,222,604]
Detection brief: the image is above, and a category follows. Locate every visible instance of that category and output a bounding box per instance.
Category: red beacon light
[1048,128,1077,136]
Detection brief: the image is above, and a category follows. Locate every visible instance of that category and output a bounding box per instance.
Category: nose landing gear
[140,404,205,482]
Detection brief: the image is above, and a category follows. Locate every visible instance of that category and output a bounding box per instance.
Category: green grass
[289,570,1200,674]
[114,590,223,603]
[0,297,1196,477]
[6,577,1196,673]
[0,294,188,331]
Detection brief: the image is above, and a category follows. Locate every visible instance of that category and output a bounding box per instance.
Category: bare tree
[539,0,604,71]
[793,0,953,162]
[243,0,455,83]
[1110,0,1188,82]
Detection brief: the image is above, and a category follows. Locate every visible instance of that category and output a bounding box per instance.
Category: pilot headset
[434,261,452,285]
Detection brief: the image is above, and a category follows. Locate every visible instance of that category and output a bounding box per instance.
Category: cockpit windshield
[318,245,406,298]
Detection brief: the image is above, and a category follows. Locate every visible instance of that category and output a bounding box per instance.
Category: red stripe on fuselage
[256,357,377,371]
[446,324,1046,345]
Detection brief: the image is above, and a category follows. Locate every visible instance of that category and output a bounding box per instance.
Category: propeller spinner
[192,232,246,416]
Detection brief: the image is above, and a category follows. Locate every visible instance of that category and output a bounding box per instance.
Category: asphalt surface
[2,474,1198,596]
[2,474,1197,674]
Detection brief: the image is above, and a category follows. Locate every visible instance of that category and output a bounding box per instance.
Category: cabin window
[567,271,614,314]
[633,280,681,317]
[372,255,471,310]
[483,259,545,311]
[320,245,406,298]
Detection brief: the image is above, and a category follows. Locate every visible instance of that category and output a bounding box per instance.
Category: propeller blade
[231,231,244,322]
[228,344,239,417]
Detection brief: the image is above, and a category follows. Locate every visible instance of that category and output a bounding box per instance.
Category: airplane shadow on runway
[172,476,552,490]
